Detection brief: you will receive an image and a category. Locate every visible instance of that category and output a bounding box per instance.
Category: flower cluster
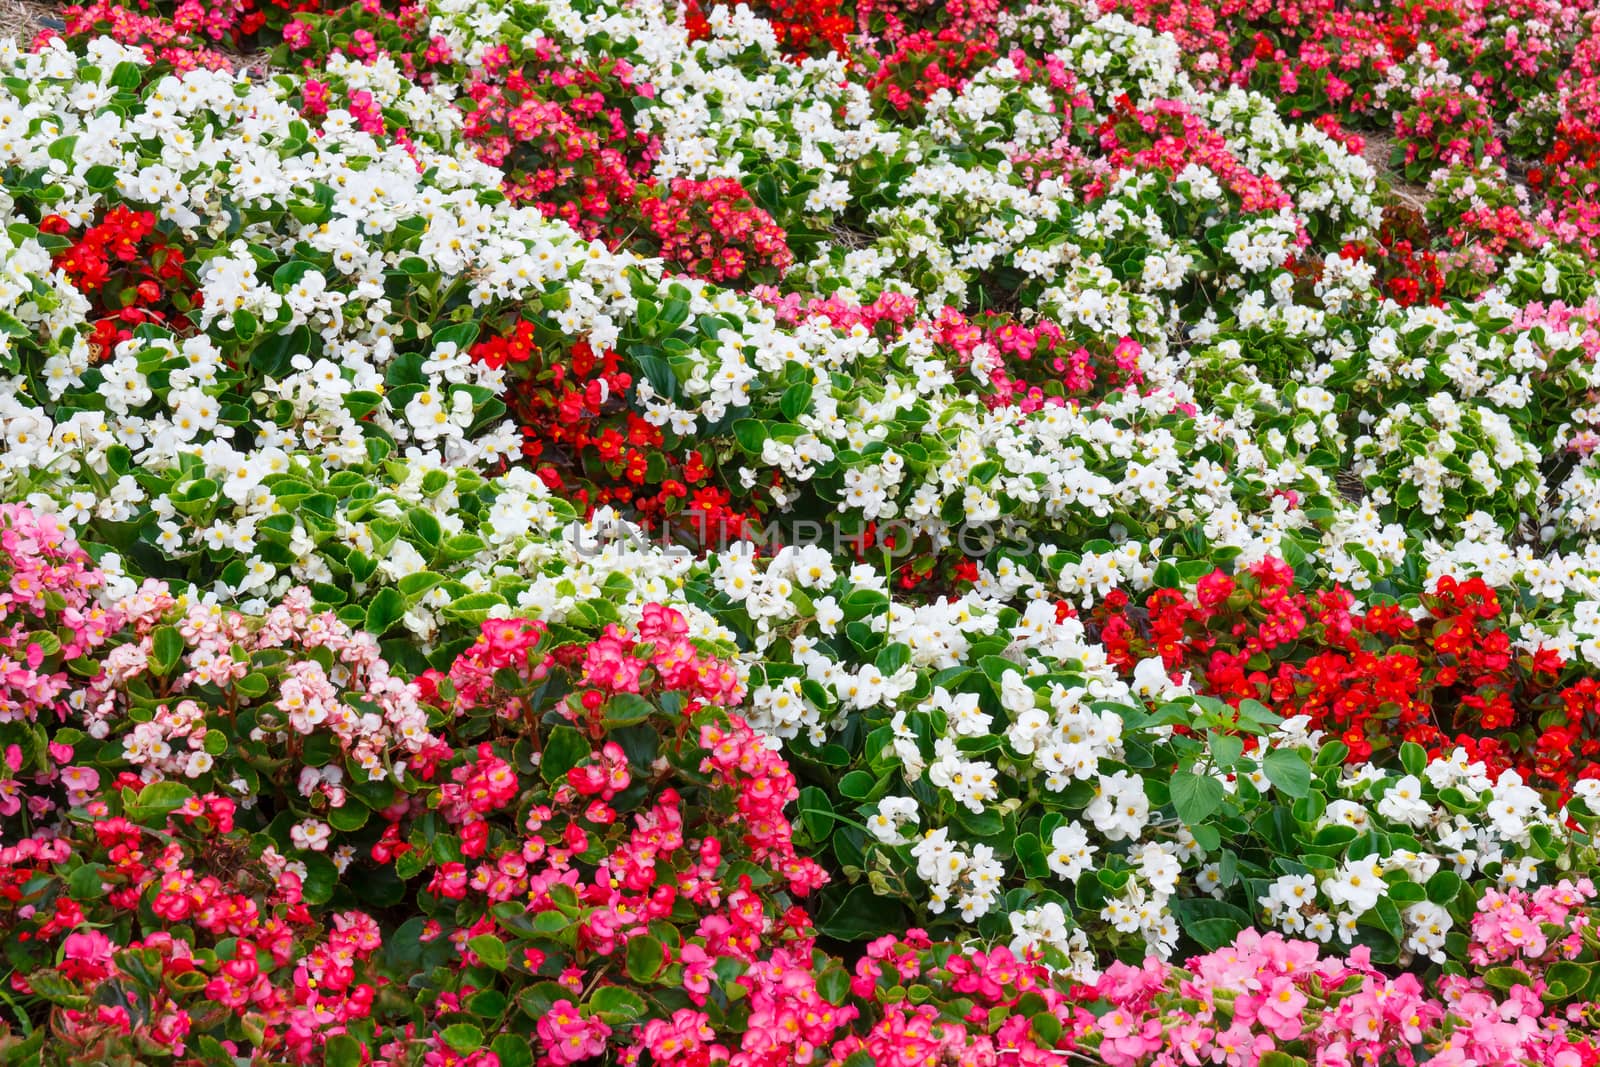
[1075,922,1600,1067]
[1093,561,1600,792]
[43,206,195,359]
[637,178,794,287]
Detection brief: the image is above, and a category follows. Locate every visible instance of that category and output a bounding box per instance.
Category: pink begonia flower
[60,930,116,982]
[1257,979,1310,1040]
[538,1000,611,1065]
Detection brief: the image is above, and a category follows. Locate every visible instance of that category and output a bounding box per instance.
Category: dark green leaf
[325,1035,362,1067]
[1400,741,1427,778]
[469,934,508,971]
[441,1024,483,1053]
[150,626,185,676]
[625,935,666,982]
[541,726,590,784]
[814,884,906,941]
[589,986,647,1022]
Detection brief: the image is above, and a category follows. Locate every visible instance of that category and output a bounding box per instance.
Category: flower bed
[5,0,1600,1062]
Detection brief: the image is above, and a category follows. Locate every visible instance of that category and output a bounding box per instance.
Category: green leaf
[797,787,834,840]
[1235,699,1283,729]
[541,726,590,784]
[814,884,906,941]
[1014,832,1049,879]
[733,419,769,454]
[328,803,369,832]
[24,971,87,1009]
[150,626,185,676]
[779,381,813,420]
[625,935,666,982]
[441,1024,484,1053]
[1182,914,1243,949]
[235,672,270,699]
[48,135,79,165]
[467,989,507,1018]
[435,322,481,351]
[875,643,911,676]
[603,693,655,727]
[1169,769,1224,827]
[1208,732,1244,769]
[273,260,314,289]
[589,986,647,1022]
[530,911,572,937]
[67,863,104,901]
[409,509,443,549]
[1315,741,1350,768]
[344,390,384,420]
[299,853,338,905]
[1263,748,1312,798]
[1400,741,1427,777]
[1218,849,1238,888]
[108,61,142,90]
[1483,966,1531,991]
[469,934,509,971]
[1369,896,1405,942]
[1546,960,1590,998]
[817,964,850,1006]
[365,587,406,634]
[441,592,507,624]
[1426,870,1462,905]
[325,1034,362,1067]
[1258,1053,1309,1067]
[126,780,194,824]
[395,848,428,881]
[491,1036,536,1067]
[1389,880,1425,903]
[838,771,875,800]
